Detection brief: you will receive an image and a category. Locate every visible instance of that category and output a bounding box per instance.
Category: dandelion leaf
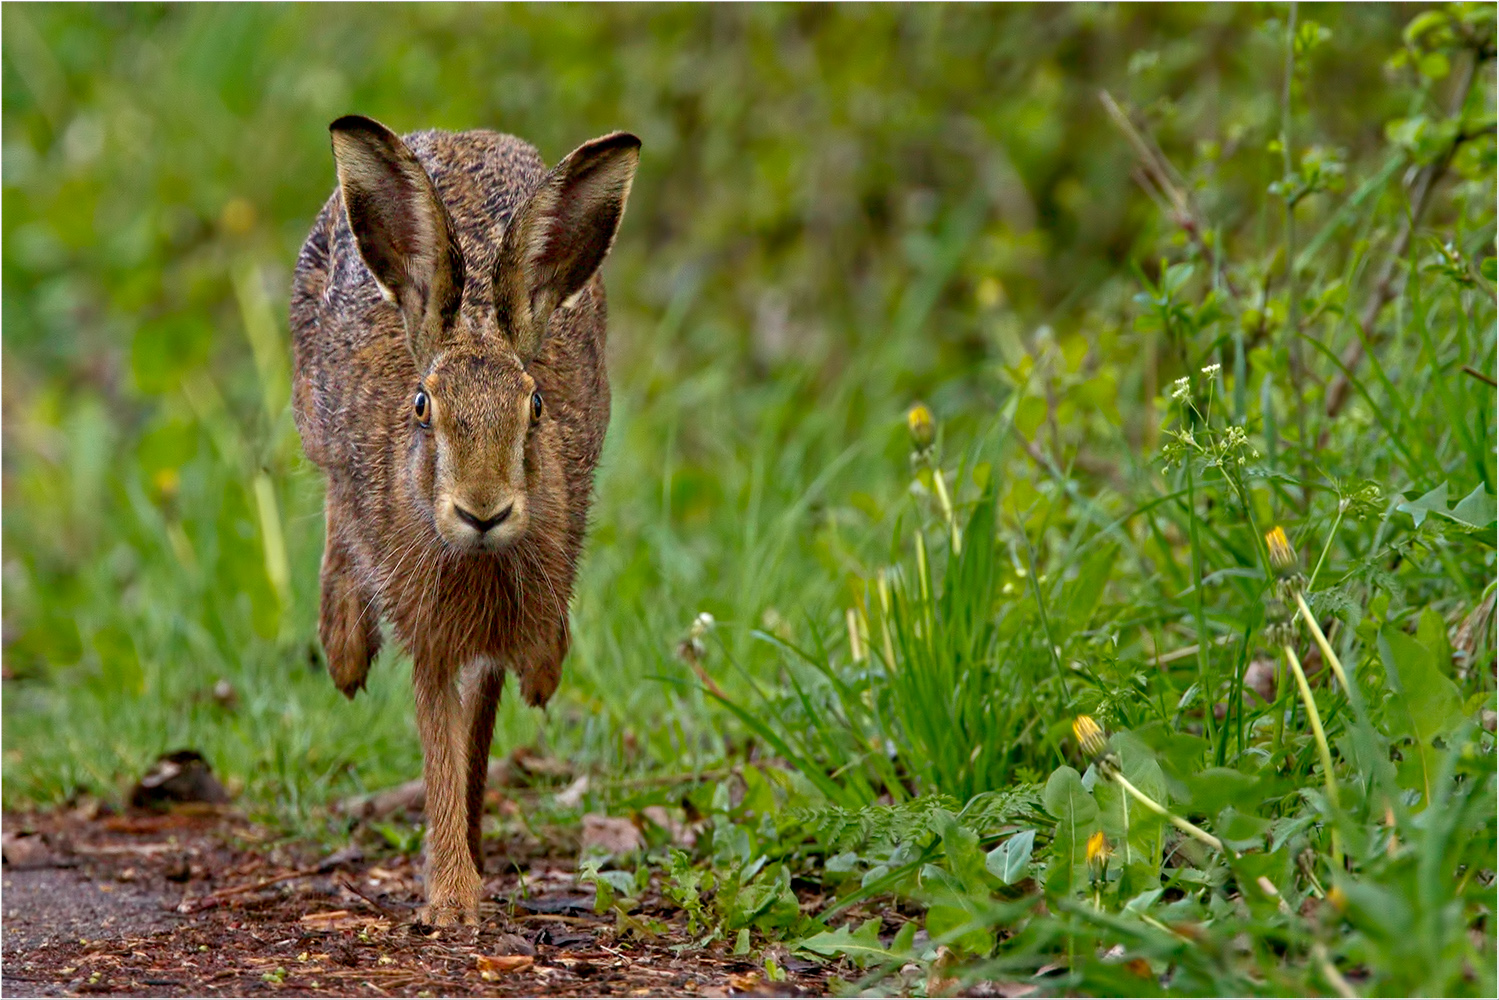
[985,828,1036,885]
[1042,765,1099,895]
[1094,732,1167,897]
[1377,624,1467,806]
[1397,481,1497,530]
[796,917,890,968]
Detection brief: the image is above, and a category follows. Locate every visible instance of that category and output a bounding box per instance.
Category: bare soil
[1,808,834,998]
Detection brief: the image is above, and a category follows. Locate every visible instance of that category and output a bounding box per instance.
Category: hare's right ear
[495,132,640,360]
[330,115,464,368]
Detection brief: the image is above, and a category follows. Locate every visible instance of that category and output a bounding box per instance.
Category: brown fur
[289,117,638,924]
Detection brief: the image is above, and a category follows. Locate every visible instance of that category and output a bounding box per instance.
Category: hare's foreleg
[413,657,486,926]
[464,667,504,873]
[318,516,380,698]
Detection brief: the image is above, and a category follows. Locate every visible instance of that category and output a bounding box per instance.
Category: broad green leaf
[1215,806,1274,852]
[1448,484,1498,531]
[1094,732,1167,897]
[985,829,1036,885]
[932,809,987,893]
[725,864,800,932]
[1042,765,1099,895]
[1230,849,1295,920]
[890,920,917,956]
[1378,625,1468,806]
[1179,766,1269,819]
[796,917,889,968]
[1397,482,1497,529]
[924,890,993,958]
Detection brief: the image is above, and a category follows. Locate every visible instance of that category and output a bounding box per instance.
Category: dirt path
[1,809,830,997]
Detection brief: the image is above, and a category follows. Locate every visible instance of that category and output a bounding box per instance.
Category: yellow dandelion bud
[1073,715,1107,758]
[1265,526,1296,574]
[1086,829,1110,865]
[1326,885,1348,914]
[906,402,935,449]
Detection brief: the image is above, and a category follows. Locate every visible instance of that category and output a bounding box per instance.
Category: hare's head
[330,115,638,552]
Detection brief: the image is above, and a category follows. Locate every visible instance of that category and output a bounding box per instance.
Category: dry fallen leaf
[300,910,389,931]
[728,971,761,991]
[580,813,643,855]
[475,954,534,979]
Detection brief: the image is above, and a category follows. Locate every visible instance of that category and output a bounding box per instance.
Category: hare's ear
[496,131,640,359]
[330,115,464,367]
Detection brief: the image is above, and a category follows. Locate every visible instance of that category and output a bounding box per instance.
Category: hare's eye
[414,390,431,427]
[530,391,543,424]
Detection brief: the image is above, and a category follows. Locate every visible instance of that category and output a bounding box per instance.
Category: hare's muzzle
[438,494,528,550]
[453,502,512,534]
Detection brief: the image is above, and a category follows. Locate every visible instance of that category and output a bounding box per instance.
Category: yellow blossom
[1265,526,1296,574]
[1086,829,1110,866]
[1073,715,1107,758]
[906,402,935,449]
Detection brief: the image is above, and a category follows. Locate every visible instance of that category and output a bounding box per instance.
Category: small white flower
[1171,376,1191,401]
[1201,363,1222,376]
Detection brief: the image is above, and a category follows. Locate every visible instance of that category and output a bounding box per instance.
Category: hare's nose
[453,503,513,534]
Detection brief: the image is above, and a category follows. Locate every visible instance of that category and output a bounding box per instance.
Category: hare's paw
[318,572,380,699]
[518,621,569,707]
[420,865,482,926]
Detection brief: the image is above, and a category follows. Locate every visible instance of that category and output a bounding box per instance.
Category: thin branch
[1462,365,1497,388]
[1100,90,1240,298]
[1325,48,1485,418]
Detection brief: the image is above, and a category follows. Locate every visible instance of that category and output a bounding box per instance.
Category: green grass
[4,3,1496,995]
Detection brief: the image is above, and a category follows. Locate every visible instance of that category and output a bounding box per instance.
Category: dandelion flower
[1086,829,1111,866]
[1265,526,1296,573]
[906,402,935,449]
[1073,715,1107,758]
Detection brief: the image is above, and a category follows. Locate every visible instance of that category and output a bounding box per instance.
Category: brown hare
[289,115,639,925]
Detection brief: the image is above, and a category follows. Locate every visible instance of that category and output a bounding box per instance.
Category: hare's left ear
[330,115,465,369]
[496,131,640,359]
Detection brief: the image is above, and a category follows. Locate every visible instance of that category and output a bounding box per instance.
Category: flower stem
[1308,507,1344,591]
[1283,643,1344,867]
[1110,769,1227,855]
[930,467,961,555]
[1294,591,1351,692]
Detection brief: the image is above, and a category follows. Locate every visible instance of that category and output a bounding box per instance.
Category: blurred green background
[1,4,1486,817]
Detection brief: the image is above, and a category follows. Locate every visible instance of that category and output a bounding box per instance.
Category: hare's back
[404,130,549,253]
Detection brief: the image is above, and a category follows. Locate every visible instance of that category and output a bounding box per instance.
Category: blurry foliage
[2,4,1497,993]
[3,2,1431,807]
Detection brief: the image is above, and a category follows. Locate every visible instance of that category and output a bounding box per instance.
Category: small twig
[178,864,321,913]
[339,875,408,920]
[1462,365,1497,388]
[1149,634,1236,667]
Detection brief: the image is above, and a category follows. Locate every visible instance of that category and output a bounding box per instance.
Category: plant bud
[1265,526,1297,574]
[906,403,935,449]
